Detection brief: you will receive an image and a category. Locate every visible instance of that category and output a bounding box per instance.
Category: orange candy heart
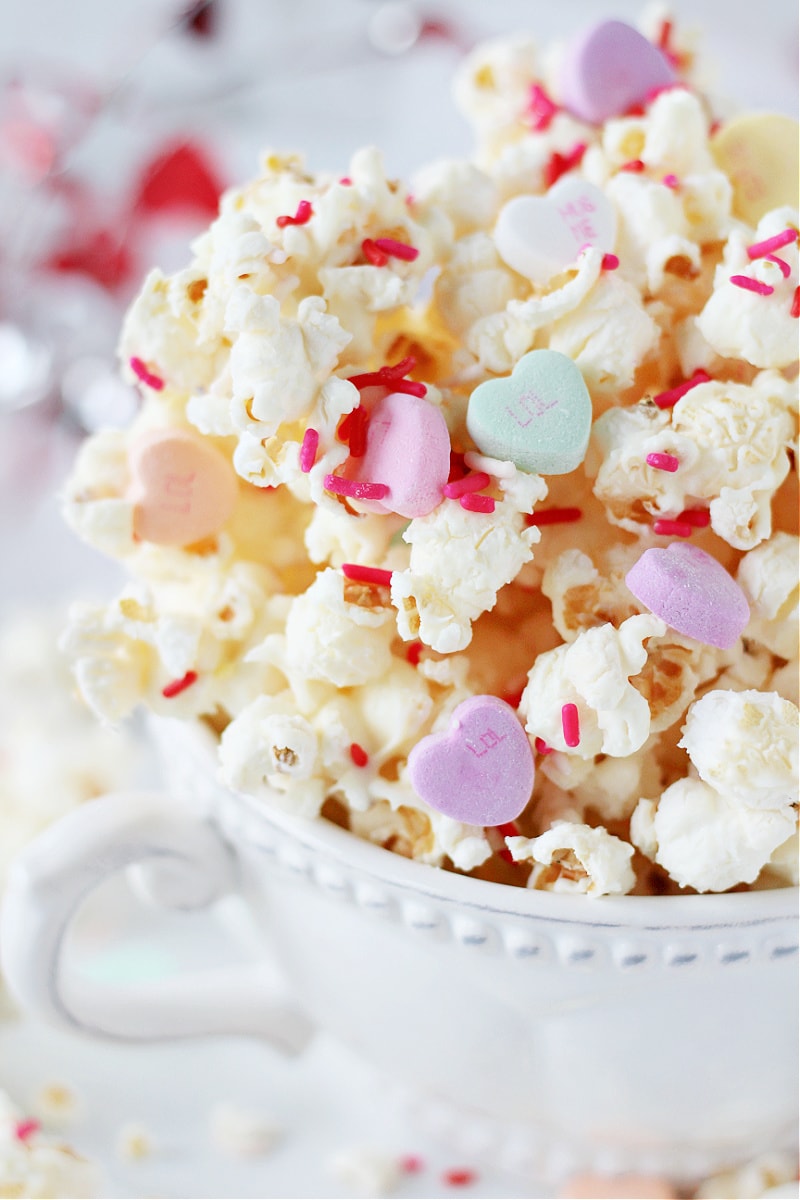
[129,429,238,546]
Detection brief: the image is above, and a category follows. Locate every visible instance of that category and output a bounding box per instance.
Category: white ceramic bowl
[1,717,797,1186]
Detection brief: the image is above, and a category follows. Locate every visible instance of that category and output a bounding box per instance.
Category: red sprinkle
[764,254,792,278]
[406,641,423,666]
[730,275,774,296]
[646,452,680,472]
[346,406,370,457]
[349,743,369,768]
[400,1155,425,1175]
[527,83,559,131]
[348,357,426,397]
[299,427,319,473]
[561,702,580,748]
[495,819,522,864]
[342,563,393,586]
[662,173,680,190]
[791,286,800,318]
[129,356,164,391]
[389,378,427,397]
[526,506,582,527]
[747,227,797,259]
[362,238,388,266]
[324,474,388,501]
[443,1168,477,1188]
[653,518,693,537]
[657,18,673,50]
[543,142,586,188]
[601,252,620,271]
[14,1120,40,1142]
[653,369,711,409]
[534,737,552,756]
[500,687,524,710]
[678,507,710,527]
[460,493,496,514]
[162,671,198,699]
[373,236,419,262]
[443,472,491,499]
[276,199,313,228]
[620,159,646,173]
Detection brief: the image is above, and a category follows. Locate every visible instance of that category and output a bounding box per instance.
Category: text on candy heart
[465,727,507,757]
[505,390,559,428]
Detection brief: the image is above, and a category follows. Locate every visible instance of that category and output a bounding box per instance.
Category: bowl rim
[158,716,800,932]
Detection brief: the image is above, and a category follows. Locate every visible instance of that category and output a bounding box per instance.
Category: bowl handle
[0,791,314,1054]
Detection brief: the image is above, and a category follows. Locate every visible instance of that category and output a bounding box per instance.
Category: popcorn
[208,1102,283,1158]
[0,1089,98,1199]
[57,12,798,895]
[507,821,636,896]
[678,690,799,810]
[326,1146,401,1197]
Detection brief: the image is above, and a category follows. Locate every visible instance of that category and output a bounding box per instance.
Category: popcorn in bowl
[58,9,797,900]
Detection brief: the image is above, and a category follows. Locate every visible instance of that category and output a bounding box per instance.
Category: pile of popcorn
[0,1090,97,1199]
[59,8,798,898]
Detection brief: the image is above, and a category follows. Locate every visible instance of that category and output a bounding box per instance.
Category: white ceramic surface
[1,717,798,1186]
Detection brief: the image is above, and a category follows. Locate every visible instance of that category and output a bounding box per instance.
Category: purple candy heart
[625,543,750,650]
[559,20,676,125]
[408,696,535,826]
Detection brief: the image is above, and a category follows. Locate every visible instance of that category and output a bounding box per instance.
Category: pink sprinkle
[339,176,352,186]
[299,427,319,473]
[561,703,580,748]
[791,286,800,318]
[460,493,496,514]
[373,237,419,262]
[534,737,552,756]
[526,506,582,527]
[350,742,369,768]
[362,238,388,266]
[443,1168,477,1188]
[324,474,388,501]
[527,83,558,131]
[653,368,711,409]
[662,173,680,189]
[14,1120,40,1143]
[400,1155,425,1175]
[730,275,775,296]
[620,159,646,172]
[747,227,797,259]
[342,563,393,586]
[646,452,680,472]
[443,472,491,499]
[764,254,792,278]
[601,253,620,271]
[653,518,693,537]
[162,671,198,699]
[129,356,164,391]
[678,507,710,527]
[276,199,313,228]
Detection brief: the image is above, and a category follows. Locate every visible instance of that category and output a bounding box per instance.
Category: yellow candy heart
[711,113,799,226]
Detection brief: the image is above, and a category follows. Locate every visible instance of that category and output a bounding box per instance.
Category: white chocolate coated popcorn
[59,11,799,894]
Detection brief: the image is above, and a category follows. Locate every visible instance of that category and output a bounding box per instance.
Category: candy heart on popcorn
[466,349,592,475]
[348,390,451,518]
[559,19,676,124]
[129,428,238,546]
[493,178,616,284]
[625,542,750,650]
[408,696,535,826]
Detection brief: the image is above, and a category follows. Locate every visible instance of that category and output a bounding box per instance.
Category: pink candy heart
[348,391,451,519]
[408,696,535,826]
[625,543,750,650]
[129,428,238,546]
[559,20,676,124]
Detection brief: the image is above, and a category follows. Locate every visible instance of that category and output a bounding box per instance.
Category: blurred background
[0,1,796,1196]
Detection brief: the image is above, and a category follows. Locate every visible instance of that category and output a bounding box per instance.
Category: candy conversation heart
[348,391,451,519]
[129,428,238,546]
[494,179,616,285]
[625,543,750,650]
[711,113,800,225]
[466,350,592,476]
[559,19,676,124]
[408,696,534,826]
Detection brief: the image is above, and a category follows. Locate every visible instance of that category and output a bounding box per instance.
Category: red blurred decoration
[132,140,224,218]
[181,0,218,39]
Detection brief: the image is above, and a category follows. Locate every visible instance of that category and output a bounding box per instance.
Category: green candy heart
[466,350,592,475]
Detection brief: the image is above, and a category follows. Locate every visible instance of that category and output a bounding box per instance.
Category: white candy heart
[494,178,617,285]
